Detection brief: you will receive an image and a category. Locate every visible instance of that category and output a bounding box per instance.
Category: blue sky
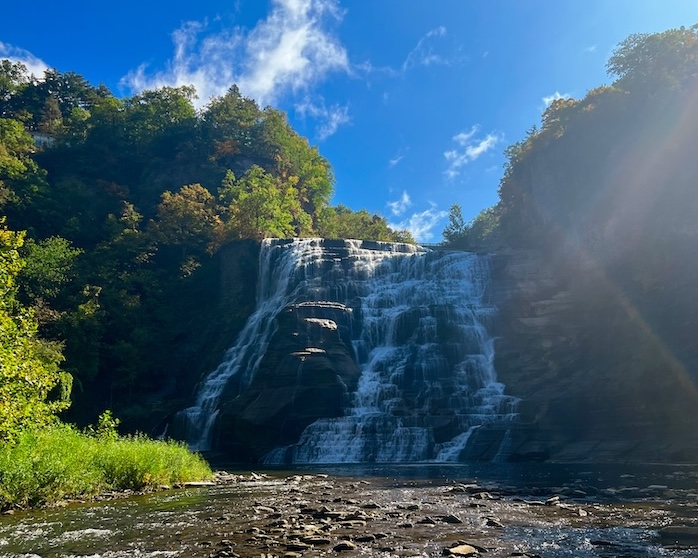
[2,1,697,241]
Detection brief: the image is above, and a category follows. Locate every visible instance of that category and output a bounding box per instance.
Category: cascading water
[178,238,330,450]
[180,238,518,460]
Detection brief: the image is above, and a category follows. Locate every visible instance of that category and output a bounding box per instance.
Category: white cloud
[584,45,597,53]
[121,0,349,108]
[388,154,404,167]
[402,26,449,71]
[388,148,408,168]
[295,97,350,139]
[443,126,499,179]
[390,205,448,242]
[0,42,49,78]
[387,191,411,216]
[542,91,572,108]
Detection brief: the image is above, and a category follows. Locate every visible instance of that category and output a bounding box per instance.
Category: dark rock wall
[491,249,698,463]
[214,302,360,462]
[164,240,260,436]
[179,239,698,464]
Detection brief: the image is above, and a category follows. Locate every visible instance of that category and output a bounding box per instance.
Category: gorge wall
[490,247,698,463]
[176,238,698,464]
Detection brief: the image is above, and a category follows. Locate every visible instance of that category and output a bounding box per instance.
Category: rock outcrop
[490,248,698,463]
[213,301,360,462]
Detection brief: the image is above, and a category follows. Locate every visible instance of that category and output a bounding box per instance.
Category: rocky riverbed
[1,467,698,557]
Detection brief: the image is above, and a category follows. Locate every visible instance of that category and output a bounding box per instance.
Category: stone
[446,544,479,556]
[215,300,361,463]
[301,535,331,545]
[333,540,357,552]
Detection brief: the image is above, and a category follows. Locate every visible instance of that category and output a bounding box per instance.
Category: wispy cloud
[387,191,411,216]
[388,148,408,168]
[402,26,449,71]
[295,97,350,139]
[542,91,572,108]
[121,0,349,108]
[388,154,404,167]
[356,26,451,79]
[583,45,597,53]
[0,42,49,78]
[390,205,448,242]
[444,126,499,179]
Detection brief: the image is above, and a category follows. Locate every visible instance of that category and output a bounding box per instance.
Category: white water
[181,238,518,458]
[263,241,517,463]
[179,239,328,449]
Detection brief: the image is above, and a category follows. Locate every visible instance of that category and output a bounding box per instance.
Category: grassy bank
[0,423,212,510]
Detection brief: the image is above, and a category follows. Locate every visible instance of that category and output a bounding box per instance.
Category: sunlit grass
[0,424,212,509]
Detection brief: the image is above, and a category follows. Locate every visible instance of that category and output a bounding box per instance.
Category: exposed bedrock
[490,249,698,463]
[213,302,360,462]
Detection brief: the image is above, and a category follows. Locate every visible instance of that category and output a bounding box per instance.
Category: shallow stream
[2,463,698,557]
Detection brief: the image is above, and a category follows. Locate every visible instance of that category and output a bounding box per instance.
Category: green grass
[0,424,213,509]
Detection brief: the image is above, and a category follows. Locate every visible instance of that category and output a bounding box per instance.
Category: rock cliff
[184,239,698,464]
[213,301,361,462]
[491,248,698,463]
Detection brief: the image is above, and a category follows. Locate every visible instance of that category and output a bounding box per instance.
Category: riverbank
[1,468,697,557]
[0,424,212,510]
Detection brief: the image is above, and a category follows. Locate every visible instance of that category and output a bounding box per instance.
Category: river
[1,463,698,557]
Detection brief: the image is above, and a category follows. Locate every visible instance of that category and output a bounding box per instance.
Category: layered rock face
[178,238,698,464]
[185,238,517,464]
[490,249,698,463]
[214,302,360,462]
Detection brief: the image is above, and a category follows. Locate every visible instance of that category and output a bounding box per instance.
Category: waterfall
[179,238,329,450]
[180,238,518,459]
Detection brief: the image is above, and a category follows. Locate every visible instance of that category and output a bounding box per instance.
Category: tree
[0,221,71,441]
[0,60,29,109]
[442,204,468,246]
[153,183,224,274]
[315,204,410,242]
[19,236,83,303]
[607,26,698,94]
[220,166,297,240]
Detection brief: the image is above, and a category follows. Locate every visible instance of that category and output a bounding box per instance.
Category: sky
[1,1,697,241]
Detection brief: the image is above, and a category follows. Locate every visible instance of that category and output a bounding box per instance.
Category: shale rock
[214,301,360,462]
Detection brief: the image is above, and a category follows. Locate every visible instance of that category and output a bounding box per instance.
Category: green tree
[442,204,468,246]
[19,236,83,303]
[220,166,297,240]
[0,60,29,109]
[153,184,224,275]
[607,25,698,94]
[0,221,71,442]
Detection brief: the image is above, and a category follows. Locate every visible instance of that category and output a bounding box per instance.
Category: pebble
[333,540,358,551]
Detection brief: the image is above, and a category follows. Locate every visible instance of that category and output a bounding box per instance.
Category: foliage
[316,205,414,243]
[19,236,83,301]
[0,61,411,431]
[442,204,468,247]
[0,421,212,509]
[607,25,698,95]
[0,221,71,442]
[442,204,501,250]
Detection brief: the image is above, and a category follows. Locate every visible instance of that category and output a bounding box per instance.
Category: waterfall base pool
[2,463,698,557]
